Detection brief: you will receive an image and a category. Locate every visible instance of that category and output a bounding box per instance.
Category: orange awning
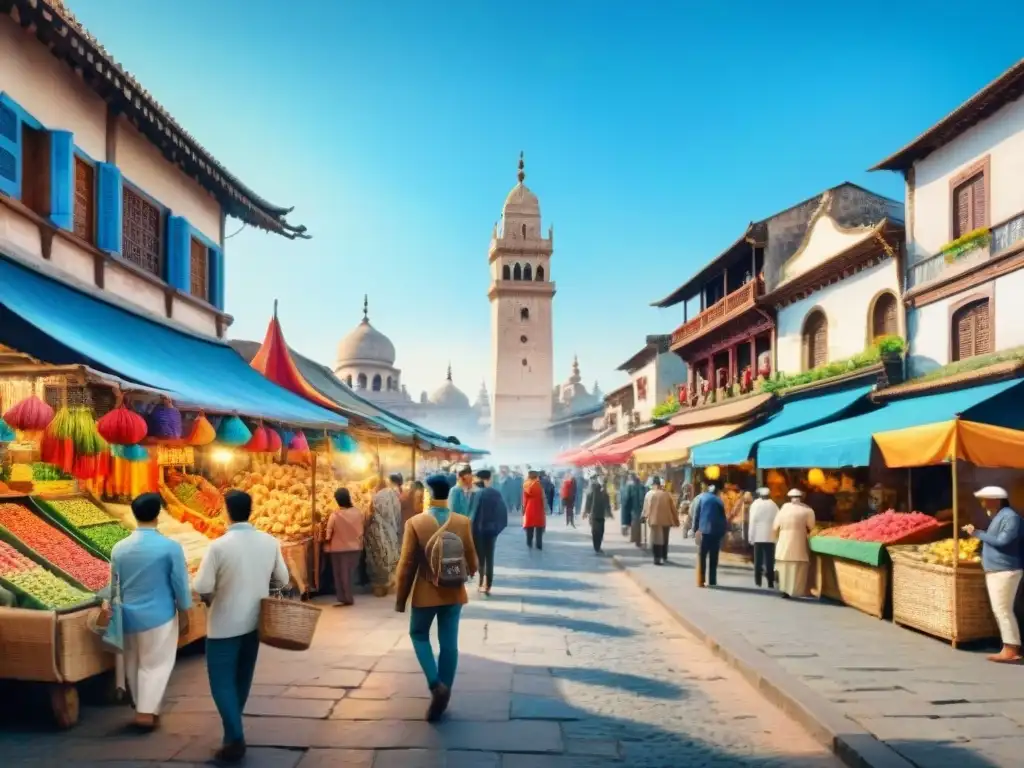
[874,419,1024,469]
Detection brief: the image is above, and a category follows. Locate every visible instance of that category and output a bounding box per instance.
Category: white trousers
[985,570,1023,646]
[124,616,179,715]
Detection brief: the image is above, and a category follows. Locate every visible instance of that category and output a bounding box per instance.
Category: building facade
[0,0,304,339]
[616,335,688,424]
[874,59,1024,377]
[488,153,556,448]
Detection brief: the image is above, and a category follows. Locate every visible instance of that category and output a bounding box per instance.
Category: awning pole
[951,420,960,648]
[907,468,913,512]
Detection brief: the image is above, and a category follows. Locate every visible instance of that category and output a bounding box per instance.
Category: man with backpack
[395,474,478,722]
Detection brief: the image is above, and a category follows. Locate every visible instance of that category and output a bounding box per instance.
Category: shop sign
[157,445,195,466]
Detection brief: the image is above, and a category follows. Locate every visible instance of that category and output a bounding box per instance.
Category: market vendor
[964,486,1023,664]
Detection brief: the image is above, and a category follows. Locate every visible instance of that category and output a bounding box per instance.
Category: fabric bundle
[216,415,252,447]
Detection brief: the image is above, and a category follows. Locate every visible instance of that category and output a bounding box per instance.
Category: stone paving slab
[600,528,1022,767]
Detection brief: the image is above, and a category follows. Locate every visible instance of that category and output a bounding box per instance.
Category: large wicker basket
[889,551,997,646]
[815,554,889,619]
[258,597,321,651]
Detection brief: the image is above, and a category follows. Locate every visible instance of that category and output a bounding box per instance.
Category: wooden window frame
[121,181,165,278]
[801,307,829,372]
[948,285,995,363]
[948,155,991,241]
[189,235,209,301]
[73,153,96,244]
[868,290,899,344]
[20,122,50,218]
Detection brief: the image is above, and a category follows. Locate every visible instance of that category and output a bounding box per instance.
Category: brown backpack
[422,514,467,588]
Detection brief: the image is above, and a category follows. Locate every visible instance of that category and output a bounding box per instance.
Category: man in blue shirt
[110,492,192,731]
[965,486,1023,663]
[691,484,727,587]
[448,466,476,517]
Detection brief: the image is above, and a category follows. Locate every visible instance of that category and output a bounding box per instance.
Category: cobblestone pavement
[0,514,841,767]
[601,524,1024,768]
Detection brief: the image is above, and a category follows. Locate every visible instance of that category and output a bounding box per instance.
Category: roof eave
[650,225,754,308]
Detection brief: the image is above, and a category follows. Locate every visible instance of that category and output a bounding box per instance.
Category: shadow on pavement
[497,573,598,592]
[547,665,684,700]
[462,604,637,638]
[481,592,604,611]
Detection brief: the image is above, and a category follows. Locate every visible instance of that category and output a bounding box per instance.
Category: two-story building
[0,0,305,340]
[615,334,688,425]
[873,58,1024,377]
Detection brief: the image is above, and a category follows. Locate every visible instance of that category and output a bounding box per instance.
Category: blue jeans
[409,604,462,690]
[206,631,260,745]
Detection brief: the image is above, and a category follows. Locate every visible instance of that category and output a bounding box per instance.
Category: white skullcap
[787,488,804,498]
[757,487,771,497]
[974,486,1009,500]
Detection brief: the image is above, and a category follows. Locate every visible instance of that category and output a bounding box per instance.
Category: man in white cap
[965,486,1022,663]
[772,488,815,598]
[748,488,779,589]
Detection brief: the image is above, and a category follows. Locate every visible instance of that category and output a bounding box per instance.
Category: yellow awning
[633,421,750,465]
[875,419,1024,469]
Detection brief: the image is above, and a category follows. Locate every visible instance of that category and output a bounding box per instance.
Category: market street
[0,518,839,768]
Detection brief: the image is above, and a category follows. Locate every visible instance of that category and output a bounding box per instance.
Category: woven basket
[0,606,62,682]
[258,597,321,651]
[890,552,998,645]
[816,554,889,619]
[57,608,115,683]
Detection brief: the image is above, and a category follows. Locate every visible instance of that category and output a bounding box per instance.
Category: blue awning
[0,256,347,429]
[690,384,873,466]
[757,378,1024,469]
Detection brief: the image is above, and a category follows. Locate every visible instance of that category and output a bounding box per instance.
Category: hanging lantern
[704,465,721,481]
[216,416,252,447]
[243,424,270,452]
[289,431,310,452]
[97,396,148,445]
[266,428,283,452]
[0,417,16,443]
[3,395,54,432]
[186,413,217,446]
[807,468,826,487]
[147,399,183,440]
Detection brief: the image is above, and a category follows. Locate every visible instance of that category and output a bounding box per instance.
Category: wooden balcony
[670,278,763,351]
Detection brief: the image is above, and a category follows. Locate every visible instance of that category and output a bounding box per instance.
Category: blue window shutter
[0,101,20,198]
[209,245,225,310]
[95,163,122,254]
[49,131,74,230]
[166,215,191,291]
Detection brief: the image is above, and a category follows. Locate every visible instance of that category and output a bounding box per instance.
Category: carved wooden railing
[671,278,762,348]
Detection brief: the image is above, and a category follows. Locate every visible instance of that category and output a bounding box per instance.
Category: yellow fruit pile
[898,537,981,566]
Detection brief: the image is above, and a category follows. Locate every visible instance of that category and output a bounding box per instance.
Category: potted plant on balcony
[876,335,906,386]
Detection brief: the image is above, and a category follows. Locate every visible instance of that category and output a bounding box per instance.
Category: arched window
[356,373,367,390]
[513,263,522,280]
[502,264,511,280]
[536,265,545,281]
[523,263,533,281]
[372,374,382,392]
[871,292,898,341]
[802,309,828,370]
[520,307,530,321]
[345,375,353,388]
[386,376,393,391]
[952,298,992,361]
[521,223,527,238]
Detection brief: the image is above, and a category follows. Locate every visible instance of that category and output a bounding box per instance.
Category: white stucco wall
[910,96,1024,262]
[631,358,658,423]
[908,269,1024,376]
[776,260,901,375]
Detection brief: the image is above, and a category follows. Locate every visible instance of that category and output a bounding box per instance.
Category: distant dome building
[430,365,471,410]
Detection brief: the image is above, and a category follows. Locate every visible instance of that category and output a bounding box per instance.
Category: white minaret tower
[488,152,555,448]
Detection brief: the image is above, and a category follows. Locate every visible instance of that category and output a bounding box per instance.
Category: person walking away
[366,473,403,597]
[110,492,192,731]
[621,473,647,546]
[193,490,290,763]
[395,474,478,721]
[561,473,577,527]
[642,477,679,565]
[965,486,1023,663]
[522,470,546,550]
[691,485,727,587]
[688,483,706,542]
[539,471,556,517]
[325,488,364,606]
[469,469,507,594]
[583,476,612,553]
[448,466,476,517]
[773,488,815,598]
[399,481,424,546]
[748,488,779,589]
[677,484,693,538]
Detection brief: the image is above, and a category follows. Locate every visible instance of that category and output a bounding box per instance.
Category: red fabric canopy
[576,426,674,466]
[250,311,342,413]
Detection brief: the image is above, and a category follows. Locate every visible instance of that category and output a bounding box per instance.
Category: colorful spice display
[47,497,111,528]
[0,541,93,609]
[0,503,109,590]
[817,511,942,545]
[79,522,131,558]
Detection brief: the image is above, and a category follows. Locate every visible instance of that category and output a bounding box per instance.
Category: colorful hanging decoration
[112,444,149,462]
[217,415,252,447]
[289,431,310,452]
[3,395,54,432]
[186,413,217,447]
[280,429,295,449]
[147,399,183,440]
[243,424,270,453]
[97,397,148,446]
[0,417,14,443]
[266,428,283,452]
[331,433,358,454]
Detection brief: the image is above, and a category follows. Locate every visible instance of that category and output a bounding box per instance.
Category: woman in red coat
[522,470,546,550]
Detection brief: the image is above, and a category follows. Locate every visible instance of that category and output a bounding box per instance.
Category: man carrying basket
[193,490,290,764]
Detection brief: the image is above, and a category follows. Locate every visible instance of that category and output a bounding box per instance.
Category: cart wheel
[48,683,80,729]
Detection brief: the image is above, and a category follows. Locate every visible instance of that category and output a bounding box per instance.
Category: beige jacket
[773,501,815,562]
[642,489,680,528]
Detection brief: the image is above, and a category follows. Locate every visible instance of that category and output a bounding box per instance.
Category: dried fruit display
[46,497,111,528]
[818,511,941,545]
[166,470,225,519]
[896,538,982,566]
[0,503,108,590]
[0,540,36,575]
[0,541,94,609]
[80,522,131,558]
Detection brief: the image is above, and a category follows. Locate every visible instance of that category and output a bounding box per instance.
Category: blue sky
[69,0,1021,400]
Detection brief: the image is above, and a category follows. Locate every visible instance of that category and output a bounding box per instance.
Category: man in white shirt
[747,487,780,590]
[193,490,290,763]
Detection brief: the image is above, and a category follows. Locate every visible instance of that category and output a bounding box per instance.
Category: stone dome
[503,152,540,216]
[335,297,396,366]
[430,365,471,410]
